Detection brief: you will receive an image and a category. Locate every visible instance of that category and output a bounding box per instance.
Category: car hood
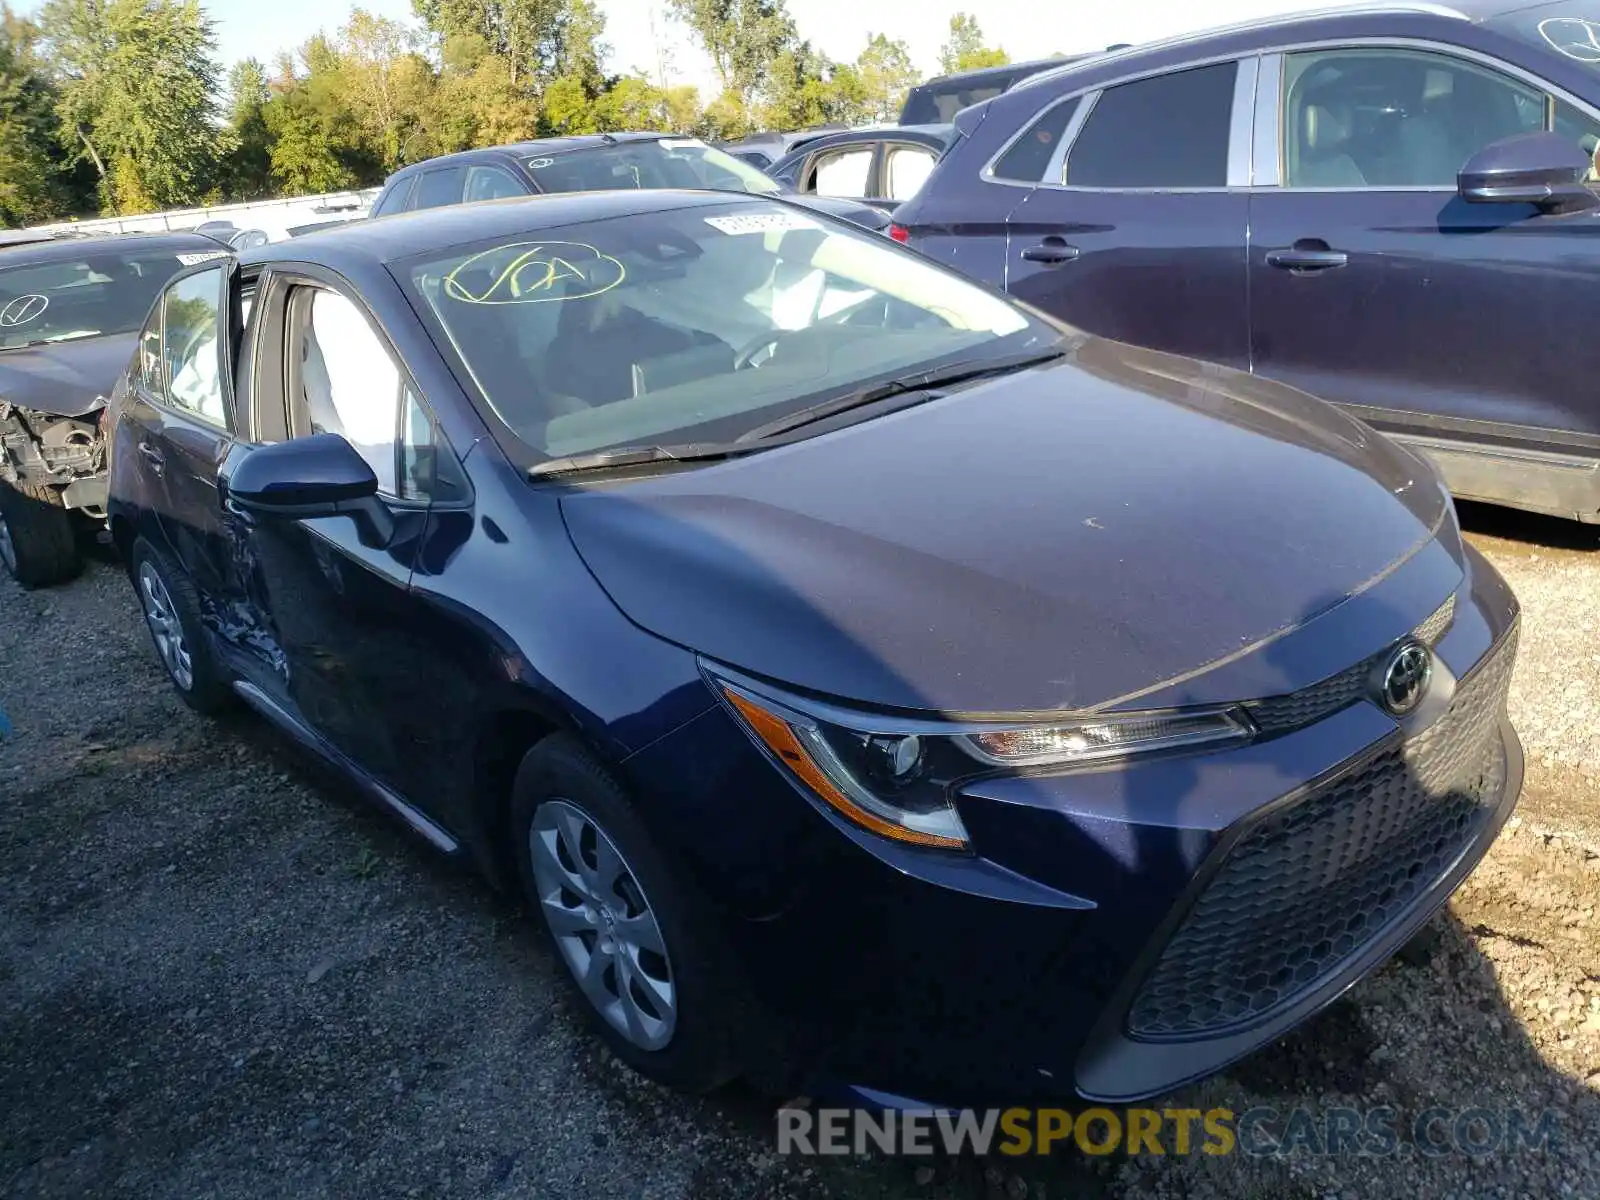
[0,331,135,417]
[781,192,891,230]
[560,337,1451,715]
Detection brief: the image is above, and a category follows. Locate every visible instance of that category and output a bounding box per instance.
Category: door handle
[1021,237,1080,265]
[1266,242,1348,273]
[137,442,166,476]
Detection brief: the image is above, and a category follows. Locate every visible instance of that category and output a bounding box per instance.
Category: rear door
[120,257,241,596]
[1004,59,1254,369]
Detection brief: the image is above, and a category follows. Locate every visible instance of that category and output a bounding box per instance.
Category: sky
[197,0,1376,91]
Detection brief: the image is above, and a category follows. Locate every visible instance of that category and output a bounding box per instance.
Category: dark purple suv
[894,0,1600,522]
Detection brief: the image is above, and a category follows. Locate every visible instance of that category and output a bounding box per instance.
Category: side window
[993,97,1082,182]
[807,147,874,196]
[885,145,938,199]
[1554,99,1600,181]
[1065,62,1239,188]
[464,164,527,202]
[371,177,414,217]
[413,167,465,210]
[1283,49,1543,188]
[161,267,228,427]
[290,288,401,495]
[137,303,163,395]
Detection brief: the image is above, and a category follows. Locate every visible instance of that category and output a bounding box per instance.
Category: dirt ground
[2,503,1599,1200]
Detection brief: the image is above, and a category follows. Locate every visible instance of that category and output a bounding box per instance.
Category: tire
[129,537,233,714]
[0,483,81,588]
[513,734,744,1093]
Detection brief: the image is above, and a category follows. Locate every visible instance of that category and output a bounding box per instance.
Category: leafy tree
[410,0,568,88]
[260,36,369,192]
[937,12,1007,75]
[0,7,76,223]
[855,32,917,123]
[39,0,227,213]
[423,34,535,153]
[668,0,794,112]
[758,42,866,131]
[223,57,272,197]
[339,9,433,172]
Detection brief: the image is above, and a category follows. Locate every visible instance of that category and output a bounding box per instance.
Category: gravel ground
[2,506,1599,1200]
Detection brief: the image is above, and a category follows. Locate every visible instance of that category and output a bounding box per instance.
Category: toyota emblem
[1378,641,1432,716]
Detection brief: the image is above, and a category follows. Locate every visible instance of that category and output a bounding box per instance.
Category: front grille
[1128,625,1516,1040]
[1247,595,1455,735]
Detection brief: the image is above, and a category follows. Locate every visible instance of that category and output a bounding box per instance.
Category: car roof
[1013,2,1513,93]
[768,125,955,170]
[240,189,770,269]
[914,56,1083,90]
[384,132,677,182]
[0,229,228,264]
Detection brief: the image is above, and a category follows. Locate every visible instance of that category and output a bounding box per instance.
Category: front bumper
[623,543,1522,1106]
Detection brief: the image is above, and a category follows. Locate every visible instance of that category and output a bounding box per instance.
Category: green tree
[422,34,536,153]
[668,0,794,112]
[937,12,1007,75]
[855,32,917,123]
[0,7,75,223]
[758,42,866,131]
[39,0,228,213]
[411,0,568,88]
[223,58,272,198]
[339,9,433,173]
[260,36,370,193]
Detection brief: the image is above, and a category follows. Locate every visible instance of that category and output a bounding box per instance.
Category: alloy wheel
[529,799,677,1051]
[138,561,194,691]
[0,511,15,577]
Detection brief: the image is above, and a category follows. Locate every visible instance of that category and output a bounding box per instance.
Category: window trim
[980,50,1258,192]
[147,261,235,434]
[269,266,469,509]
[880,140,943,200]
[1253,36,1600,192]
[803,143,877,195]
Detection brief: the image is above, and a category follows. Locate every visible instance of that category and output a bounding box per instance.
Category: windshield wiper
[736,346,1069,443]
[528,440,764,478]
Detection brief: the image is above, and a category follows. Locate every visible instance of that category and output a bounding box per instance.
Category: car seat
[1296,102,1367,186]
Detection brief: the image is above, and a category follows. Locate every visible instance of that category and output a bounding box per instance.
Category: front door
[1004,60,1252,370]
[1249,45,1600,453]
[220,274,436,793]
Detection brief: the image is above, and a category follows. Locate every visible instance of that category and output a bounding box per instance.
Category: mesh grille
[1128,626,1516,1040]
[1246,595,1456,735]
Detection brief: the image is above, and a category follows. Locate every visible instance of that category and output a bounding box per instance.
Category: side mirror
[1457,132,1597,212]
[223,433,394,545]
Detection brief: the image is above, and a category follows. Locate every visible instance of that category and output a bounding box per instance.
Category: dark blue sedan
[105,190,1521,1105]
[894,0,1600,523]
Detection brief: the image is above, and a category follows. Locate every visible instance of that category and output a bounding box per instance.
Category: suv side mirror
[1458,132,1597,212]
[223,433,394,545]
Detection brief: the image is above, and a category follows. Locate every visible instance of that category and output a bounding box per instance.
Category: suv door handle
[137,442,166,476]
[1265,242,1348,273]
[1021,237,1080,265]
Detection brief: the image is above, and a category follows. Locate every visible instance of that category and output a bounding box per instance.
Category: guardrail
[26,188,382,235]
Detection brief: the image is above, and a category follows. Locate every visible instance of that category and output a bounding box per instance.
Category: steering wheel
[733,330,787,369]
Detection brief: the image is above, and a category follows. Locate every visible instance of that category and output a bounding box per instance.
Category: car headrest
[1303,103,1352,152]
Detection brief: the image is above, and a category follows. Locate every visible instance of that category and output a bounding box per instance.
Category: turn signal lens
[963,709,1253,768]
[721,686,968,850]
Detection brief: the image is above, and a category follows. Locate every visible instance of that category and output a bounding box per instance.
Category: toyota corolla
[105,191,1521,1105]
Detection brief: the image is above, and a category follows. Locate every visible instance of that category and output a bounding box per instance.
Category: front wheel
[512,735,744,1092]
[0,483,81,588]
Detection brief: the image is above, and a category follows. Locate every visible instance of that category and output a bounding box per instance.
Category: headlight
[714,673,1255,852]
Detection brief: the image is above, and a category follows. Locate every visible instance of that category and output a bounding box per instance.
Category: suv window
[808,146,874,196]
[161,267,227,427]
[413,167,465,210]
[372,175,416,216]
[1283,48,1544,187]
[994,97,1082,182]
[1065,62,1239,188]
[885,144,938,199]
[464,163,527,202]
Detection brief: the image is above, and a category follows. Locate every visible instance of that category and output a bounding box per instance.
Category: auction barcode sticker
[176,251,231,265]
[704,212,818,235]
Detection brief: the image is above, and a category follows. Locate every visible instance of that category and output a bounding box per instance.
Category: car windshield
[525,138,784,197]
[399,199,1056,462]
[0,246,224,350]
